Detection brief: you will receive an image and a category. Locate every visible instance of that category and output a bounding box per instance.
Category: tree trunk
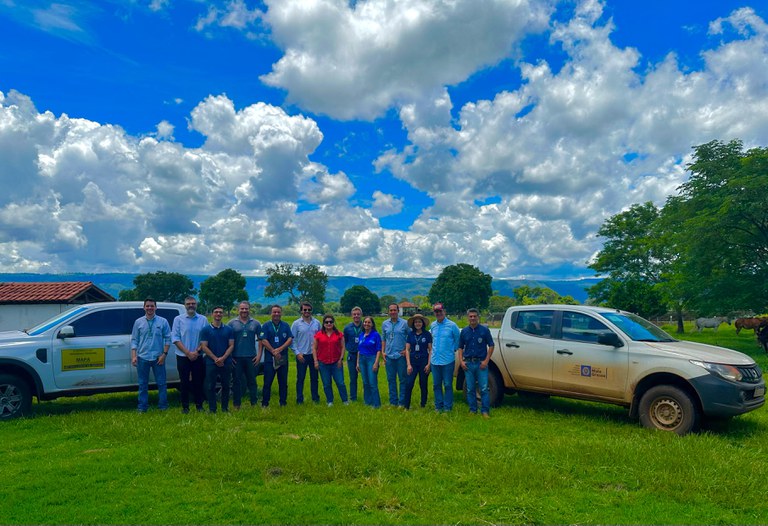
[676,307,685,334]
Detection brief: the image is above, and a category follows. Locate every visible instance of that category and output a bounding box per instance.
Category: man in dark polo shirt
[259,304,293,408]
[458,308,495,418]
[200,306,235,413]
[228,301,262,409]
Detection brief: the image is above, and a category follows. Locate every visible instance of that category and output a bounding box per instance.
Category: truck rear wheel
[639,385,700,435]
[0,374,32,420]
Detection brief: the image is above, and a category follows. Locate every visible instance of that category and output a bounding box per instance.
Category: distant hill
[0,273,601,306]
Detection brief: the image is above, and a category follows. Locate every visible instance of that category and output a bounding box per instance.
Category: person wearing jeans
[313,314,348,406]
[429,302,460,412]
[343,307,364,401]
[131,298,171,413]
[356,316,382,408]
[382,303,409,407]
[458,308,495,418]
[291,302,321,404]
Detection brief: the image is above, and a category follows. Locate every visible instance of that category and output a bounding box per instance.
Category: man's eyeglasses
[303,308,312,312]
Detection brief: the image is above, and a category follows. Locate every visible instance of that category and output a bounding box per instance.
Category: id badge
[274,336,279,343]
[415,344,420,352]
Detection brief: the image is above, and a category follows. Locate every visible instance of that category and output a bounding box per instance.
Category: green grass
[3,323,768,524]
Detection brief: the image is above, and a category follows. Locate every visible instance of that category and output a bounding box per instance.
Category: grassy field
[2,321,768,524]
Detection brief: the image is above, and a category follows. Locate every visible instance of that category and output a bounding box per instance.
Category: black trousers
[177,354,206,410]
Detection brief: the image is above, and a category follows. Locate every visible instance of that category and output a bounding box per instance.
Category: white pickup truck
[0,301,185,419]
[456,304,765,434]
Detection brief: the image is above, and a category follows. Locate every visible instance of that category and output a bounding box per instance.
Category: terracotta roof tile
[0,282,113,303]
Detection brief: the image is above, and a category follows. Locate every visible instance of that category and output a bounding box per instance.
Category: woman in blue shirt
[356,316,382,408]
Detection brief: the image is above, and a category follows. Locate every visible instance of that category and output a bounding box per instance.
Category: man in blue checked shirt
[131,298,172,413]
[458,308,495,418]
[382,303,409,407]
[429,302,460,412]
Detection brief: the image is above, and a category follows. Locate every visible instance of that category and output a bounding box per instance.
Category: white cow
[694,316,730,332]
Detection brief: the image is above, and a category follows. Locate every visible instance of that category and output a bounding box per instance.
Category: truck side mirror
[597,332,623,347]
[57,326,75,339]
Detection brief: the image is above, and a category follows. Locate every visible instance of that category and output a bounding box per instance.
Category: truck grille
[738,365,763,383]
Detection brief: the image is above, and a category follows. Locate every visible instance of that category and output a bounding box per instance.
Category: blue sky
[0,0,767,279]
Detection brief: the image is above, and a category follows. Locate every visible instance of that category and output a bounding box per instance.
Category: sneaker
[327,402,333,407]
[482,413,490,419]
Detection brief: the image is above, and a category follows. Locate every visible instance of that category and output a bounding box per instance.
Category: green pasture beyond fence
[2,321,768,524]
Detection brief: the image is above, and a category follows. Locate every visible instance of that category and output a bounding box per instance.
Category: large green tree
[663,139,768,315]
[428,263,492,314]
[264,263,328,311]
[587,202,679,323]
[339,285,380,315]
[199,268,248,314]
[118,271,195,303]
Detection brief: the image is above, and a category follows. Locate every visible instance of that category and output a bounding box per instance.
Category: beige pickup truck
[456,304,765,434]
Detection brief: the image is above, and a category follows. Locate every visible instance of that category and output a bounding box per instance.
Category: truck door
[551,311,628,401]
[501,310,555,390]
[51,307,141,390]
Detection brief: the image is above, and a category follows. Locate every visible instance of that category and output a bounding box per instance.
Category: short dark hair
[143,298,156,307]
[300,301,312,310]
[271,304,283,312]
[467,308,480,316]
[212,306,225,313]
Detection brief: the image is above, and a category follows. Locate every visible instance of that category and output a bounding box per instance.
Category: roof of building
[398,301,417,308]
[0,281,115,304]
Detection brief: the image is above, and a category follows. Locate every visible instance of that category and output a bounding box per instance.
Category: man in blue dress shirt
[131,298,171,413]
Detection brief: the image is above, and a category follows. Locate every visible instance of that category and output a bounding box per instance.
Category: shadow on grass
[495,391,766,437]
[30,390,182,417]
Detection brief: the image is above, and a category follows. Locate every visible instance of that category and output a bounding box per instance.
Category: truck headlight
[690,360,743,382]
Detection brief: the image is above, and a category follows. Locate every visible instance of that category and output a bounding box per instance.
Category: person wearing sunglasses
[312,315,349,406]
[291,301,321,404]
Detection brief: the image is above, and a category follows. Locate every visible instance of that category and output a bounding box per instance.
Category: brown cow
[734,317,768,335]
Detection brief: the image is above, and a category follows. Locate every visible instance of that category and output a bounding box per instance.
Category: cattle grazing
[757,324,768,354]
[694,316,730,332]
[734,317,768,335]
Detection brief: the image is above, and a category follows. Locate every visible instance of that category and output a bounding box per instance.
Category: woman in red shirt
[313,314,349,406]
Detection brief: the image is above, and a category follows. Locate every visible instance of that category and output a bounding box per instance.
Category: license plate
[755,386,765,398]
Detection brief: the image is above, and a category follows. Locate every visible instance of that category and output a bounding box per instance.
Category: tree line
[588,139,768,331]
[118,262,577,316]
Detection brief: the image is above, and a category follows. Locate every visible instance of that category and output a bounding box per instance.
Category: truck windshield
[27,306,89,336]
[601,311,676,342]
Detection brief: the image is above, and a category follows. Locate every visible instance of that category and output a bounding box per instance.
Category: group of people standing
[130,298,495,417]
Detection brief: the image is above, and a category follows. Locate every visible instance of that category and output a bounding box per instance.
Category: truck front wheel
[639,385,700,435]
[0,374,32,420]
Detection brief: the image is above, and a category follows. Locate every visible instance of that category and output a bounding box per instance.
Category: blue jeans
[318,362,348,404]
[205,361,232,412]
[464,360,490,414]
[262,354,289,407]
[137,357,168,412]
[432,362,455,412]
[346,352,359,401]
[385,354,407,406]
[358,353,381,408]
[232,356,258,407]
[404,353,429,409]
[295,354,320,404]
